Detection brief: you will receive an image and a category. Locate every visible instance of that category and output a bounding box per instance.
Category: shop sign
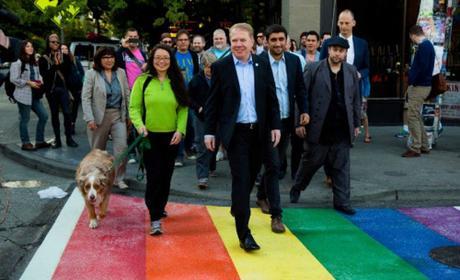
[441,81,460,119]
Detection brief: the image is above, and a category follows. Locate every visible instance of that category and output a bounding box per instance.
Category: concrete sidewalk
[1,91,460,207]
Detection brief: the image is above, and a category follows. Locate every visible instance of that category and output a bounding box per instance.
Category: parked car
[70,41,119,71]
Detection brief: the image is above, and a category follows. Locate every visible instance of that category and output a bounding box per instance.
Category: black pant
[257,119,291,218]
[143,132,179,221]
[70,89,81,124]
[46,86,72,140]
[290,131,304,180]
[293,139,352,207]
[227,124,263,241]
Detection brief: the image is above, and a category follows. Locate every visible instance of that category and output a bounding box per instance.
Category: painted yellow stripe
[207,206,334,280]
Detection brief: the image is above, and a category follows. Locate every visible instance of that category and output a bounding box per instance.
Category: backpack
[4,62,26,103]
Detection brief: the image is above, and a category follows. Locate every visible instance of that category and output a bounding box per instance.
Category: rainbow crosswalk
[20,190,460,280]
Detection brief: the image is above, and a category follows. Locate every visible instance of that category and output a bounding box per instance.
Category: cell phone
[127,38,139,44]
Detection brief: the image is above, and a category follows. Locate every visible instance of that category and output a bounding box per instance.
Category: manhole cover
[430,246,460,268]
[383,171,407,177]
[1,180,42,188]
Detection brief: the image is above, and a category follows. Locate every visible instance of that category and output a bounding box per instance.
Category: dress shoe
[239,233,260,252]
[34,142,51,149]
[401,150,420,157]
[21,143,36,151]
[334,205,356,215]
[66,137,78,148]
[256,199,270,214]
[421,149,430,154]
[271,217,286,233]
[290,187,300,203]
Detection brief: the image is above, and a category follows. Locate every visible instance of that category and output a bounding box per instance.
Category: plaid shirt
[10,59,43,105]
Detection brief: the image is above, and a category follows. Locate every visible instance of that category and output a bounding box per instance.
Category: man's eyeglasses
[162,40,172,44]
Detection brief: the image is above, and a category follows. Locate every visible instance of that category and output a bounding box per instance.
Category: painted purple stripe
[399,207,460,243]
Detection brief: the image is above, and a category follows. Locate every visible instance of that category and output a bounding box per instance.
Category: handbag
[426,73,448,100]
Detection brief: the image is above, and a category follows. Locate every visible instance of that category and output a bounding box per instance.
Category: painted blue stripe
[344,209,460,280]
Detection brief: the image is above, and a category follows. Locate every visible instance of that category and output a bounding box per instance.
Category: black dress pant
[293,139,352,207]
[257,119,291,218]
[227,124,263,241]
[143,132,179,221]
[70,89,81,124]
[290,132,304,180]
[46,86,72,140]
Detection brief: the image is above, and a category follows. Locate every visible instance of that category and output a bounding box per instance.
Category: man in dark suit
[256,24,308,232]
[290,37,361,215]
[204,23,281,252]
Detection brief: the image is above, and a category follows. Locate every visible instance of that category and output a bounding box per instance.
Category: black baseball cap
[327,36,349,49]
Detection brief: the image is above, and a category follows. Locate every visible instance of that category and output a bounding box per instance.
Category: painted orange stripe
[145,203,239,280]
[53,195,147,280]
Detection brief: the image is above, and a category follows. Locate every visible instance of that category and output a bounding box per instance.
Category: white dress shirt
[340,34,355,65]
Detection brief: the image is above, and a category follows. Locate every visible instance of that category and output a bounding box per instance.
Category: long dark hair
[19,40,37,65]
[147,44,189,107]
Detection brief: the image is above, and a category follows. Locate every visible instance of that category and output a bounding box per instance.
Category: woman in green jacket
[129,44,188,235]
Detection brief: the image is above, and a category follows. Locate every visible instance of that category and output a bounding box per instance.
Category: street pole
[400,0,407,98]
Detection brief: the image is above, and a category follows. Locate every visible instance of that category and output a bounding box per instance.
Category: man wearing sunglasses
[39,33,78,148]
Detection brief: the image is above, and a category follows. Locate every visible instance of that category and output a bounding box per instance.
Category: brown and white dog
[76,149,115,229]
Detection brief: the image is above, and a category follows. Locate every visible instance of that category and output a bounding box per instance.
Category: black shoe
[334,205,356,215]
[52,140,62,149]
[66,138,78,148]
[290,187,300,203]
[278,170,286,180]
[239,233,260,252]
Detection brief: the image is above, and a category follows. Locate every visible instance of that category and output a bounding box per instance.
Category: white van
[70,41,119,71]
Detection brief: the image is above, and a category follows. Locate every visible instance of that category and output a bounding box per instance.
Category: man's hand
[271,129,281,147]
[354,127,360,138]
[357,72,362,79]
[121,38,129,48]
[204,135,215,151]
[87,121,97,131]
[295,126,306,138]
[137,125,148,137]
[170,131,182,145]
[198,107,203,113]
[299,113,310,126]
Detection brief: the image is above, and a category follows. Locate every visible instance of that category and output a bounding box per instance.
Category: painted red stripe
[53,195,147,280]
[146,203,239,280]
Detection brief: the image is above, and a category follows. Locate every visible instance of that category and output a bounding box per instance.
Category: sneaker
[117,180,129,189]
[174,160,184,167]
[150,220,162,235]
[394,130,409,138]
[216,151,224,161]
[128,154,137,164]
[187,154,197,160]
[197,179,208,190]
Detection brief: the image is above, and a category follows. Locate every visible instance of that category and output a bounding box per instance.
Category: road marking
[399,207,460,243]
[52,195,146,279]
[454,206,460,212]
[20,188,83,280]
[146,203,239,279]
[207,206,333,280]
[284,208,425,280]
[346,208,459,279]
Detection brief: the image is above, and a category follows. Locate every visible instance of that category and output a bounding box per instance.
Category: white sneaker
[150,220,162,235]
[117,181,129,189]
[128,158,137,164]
[174,161,184,167]
[216,151,224,161]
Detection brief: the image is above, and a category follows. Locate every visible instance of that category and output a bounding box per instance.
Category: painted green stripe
[284,209,426,280]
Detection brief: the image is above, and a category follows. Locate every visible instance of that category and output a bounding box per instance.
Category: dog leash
[111,134,151,181]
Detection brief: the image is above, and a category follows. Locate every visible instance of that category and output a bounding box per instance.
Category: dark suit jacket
[320,35,370,80]
[303,59,361,144]
[204,54,281,149]
[258,51,307,128]
[189,70,210,121]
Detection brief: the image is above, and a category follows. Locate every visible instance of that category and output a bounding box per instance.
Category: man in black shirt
[290,37,361,215]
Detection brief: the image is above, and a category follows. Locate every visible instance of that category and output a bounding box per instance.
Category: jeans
[194,117,217,181]
[17,99,48,144]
